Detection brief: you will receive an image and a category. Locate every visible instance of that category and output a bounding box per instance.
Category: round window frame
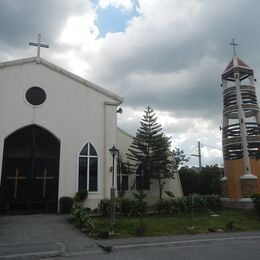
[24,86,47,107]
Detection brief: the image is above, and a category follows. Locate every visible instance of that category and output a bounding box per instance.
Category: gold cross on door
[6,168,27,199]
[36,169,54,198]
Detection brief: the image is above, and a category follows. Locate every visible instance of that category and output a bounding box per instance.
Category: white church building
[0,49,183,213]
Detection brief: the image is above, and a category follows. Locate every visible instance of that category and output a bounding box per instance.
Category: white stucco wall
[0,60,121,209]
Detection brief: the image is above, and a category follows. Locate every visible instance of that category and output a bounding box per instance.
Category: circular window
[25,87,46,106]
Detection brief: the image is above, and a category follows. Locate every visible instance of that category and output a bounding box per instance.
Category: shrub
[172,197,186,214]
[251,193,260,217]
[191,195,207,213]
[98,199,110,216]
[70,207,96,235]
[74,189,88,202]
[204,194,223,210]
[59,196,73,214]
[132,191,147,216]
[120,198,133,216]
[154,199,171,215]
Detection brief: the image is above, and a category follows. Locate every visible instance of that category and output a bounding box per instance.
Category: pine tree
[126,106,175,199]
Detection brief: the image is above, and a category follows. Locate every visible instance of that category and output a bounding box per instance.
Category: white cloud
[59,12,99,47]
[98,0,134,11]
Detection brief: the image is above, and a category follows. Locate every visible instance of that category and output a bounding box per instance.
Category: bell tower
[221,40,260,201]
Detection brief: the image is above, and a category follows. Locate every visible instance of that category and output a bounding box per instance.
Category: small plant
[136,221,146,236]
[74,189,88,202]
[59,196,73,214]
[226,220,236,231]
[132,191,147,216]
[98,199,110,216]
[70,207,96,235]
[251,193,260,217]
[120,198,133,216]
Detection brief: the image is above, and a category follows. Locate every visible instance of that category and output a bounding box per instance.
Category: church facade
[0,57,183,213]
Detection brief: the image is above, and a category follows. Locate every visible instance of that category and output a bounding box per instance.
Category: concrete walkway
[0,214,102,259]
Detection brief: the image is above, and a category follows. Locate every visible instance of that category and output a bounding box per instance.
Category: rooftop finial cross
[29,33,49,63]
[229,38,238,56]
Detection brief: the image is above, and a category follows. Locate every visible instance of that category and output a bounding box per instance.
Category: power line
[200,143,222,151]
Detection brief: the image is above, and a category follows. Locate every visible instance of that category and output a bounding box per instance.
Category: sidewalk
[0,214,102,259]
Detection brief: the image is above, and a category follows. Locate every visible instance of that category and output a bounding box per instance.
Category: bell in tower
[221,39,260,203]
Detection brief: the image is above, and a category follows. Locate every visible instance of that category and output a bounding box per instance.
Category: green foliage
[135,221,146,236]
[59,196,73,214]
[172,197,186,213]
[127,106,175,198]
[172,148,189,169]
[70,207,96,234]
[190,195,207,213]
[251,193,260,217]
[204,194,223,210]
[98,199,110,216]
[154,194,222,215]
[131,191,147,216]
[179,165,222,195]
[154,199,172,214]
[93,210,260,238]
[226,220,236,231]
[120,198,133,216]
[74,189,88,202]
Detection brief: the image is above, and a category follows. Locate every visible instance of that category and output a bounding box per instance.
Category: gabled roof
[222,55,253,81]
[0,57,123,104]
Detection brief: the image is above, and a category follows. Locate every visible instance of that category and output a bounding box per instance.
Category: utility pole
[190,141,202,171]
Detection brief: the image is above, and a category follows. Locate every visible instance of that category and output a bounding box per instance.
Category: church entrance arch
[0,125,60,213]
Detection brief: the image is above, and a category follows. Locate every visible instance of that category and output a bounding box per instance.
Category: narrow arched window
[136,164,150,190]
[78,143,98,192]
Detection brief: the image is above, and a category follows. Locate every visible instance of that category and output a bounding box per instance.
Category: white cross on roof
[29,33,49,63]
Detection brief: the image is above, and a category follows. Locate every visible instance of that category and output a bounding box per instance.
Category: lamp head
[109,145,119,158]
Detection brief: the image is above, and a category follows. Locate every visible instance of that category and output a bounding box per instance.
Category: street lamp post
[109,145,119,225]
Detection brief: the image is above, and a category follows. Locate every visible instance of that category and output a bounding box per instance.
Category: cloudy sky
[1,0,260,167]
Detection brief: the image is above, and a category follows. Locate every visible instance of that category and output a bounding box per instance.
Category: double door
[0,125,60,212]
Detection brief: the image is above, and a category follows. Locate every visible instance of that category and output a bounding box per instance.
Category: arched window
[136,164,150,190]
[78,143,98,192]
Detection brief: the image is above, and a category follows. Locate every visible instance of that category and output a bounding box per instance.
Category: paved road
[49,236,260,260]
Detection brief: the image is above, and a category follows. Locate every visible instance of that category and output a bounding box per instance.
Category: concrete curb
[97,234,260,253]
[0,242,66,259]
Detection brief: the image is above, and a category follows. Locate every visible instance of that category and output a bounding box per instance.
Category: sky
[1,0,260,167]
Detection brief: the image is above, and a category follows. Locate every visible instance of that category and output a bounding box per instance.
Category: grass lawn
[94,210,260,238]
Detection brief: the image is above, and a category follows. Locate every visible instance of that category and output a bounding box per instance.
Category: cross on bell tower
[29,33,49,64]
[229,38,238,56]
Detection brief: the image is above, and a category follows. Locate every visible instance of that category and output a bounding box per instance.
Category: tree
[179,165,222,195]
[126,106,175,199]
[172,148,189,169]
